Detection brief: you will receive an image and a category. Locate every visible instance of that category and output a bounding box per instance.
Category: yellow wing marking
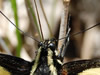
[78,68,100,75]
[30,47,42,75]
[0,66,11,75]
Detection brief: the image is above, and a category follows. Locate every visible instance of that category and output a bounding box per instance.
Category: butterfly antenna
[59,22,100,40]
[0,11,39,43]
[71,22,100,37]
[34,0,44,41]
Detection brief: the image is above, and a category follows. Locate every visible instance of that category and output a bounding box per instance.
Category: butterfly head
[38,39,57,52]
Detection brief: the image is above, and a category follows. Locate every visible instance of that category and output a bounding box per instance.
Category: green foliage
[10,0,22,57]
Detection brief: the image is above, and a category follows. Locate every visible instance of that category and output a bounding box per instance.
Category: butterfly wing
[61,59,100,75]
[0,53,33,75]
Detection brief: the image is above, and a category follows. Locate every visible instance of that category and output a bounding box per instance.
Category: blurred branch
[50,0,57,27]
[58,0,70,51]
[0,37,12,55]
[0,0,3,9]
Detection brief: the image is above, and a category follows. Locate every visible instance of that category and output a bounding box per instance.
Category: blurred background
[66,0,100,61]
[0,0,100,62]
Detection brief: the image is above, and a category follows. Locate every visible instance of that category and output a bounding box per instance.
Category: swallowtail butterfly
[0,0,100,75]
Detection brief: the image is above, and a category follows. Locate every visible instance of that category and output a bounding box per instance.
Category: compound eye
[48,43,56,50]
[38,42,43,48]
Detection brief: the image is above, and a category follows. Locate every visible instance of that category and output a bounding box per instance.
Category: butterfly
[0,0,100,75]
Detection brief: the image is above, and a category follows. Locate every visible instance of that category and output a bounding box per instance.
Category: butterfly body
[32,40,62,75]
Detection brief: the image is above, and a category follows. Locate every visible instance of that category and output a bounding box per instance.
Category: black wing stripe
[0,53,33,75]
[62,59,100,74]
